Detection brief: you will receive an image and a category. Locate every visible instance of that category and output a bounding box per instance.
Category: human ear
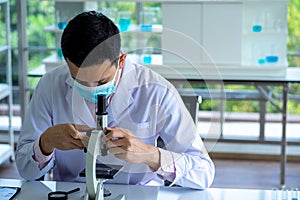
[118,54,127,69]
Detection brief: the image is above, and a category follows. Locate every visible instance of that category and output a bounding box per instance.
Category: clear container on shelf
[257,52,266,65]
[141,48,153,64]
[252,15,263,33]
[56,11,67,30]
[265,44,279,65]
[140,7,161,32]
[140,11,156,32]
[271,188,278,200]
[291,188,299,200]
[118,11,131,32]
[251,44,266,66]
[281,186,288,200]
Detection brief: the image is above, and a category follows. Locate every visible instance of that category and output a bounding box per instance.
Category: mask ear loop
[114,69,122,88]
[113,60,123,89]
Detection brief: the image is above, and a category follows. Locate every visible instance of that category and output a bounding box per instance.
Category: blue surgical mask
[74,68,120,103]
[74,79,116,103]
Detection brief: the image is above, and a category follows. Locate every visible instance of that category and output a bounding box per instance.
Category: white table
[0,178,280,200]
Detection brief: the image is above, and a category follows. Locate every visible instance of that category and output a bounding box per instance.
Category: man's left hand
[102,126,160,171]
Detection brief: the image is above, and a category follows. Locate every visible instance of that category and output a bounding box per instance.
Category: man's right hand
[40,124,92,155]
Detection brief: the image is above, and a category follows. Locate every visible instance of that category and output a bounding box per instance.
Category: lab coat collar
[65,65,74,103]
[108,58,138,123]
[118,57,140,89]
[64,65,74,109]
[65,69,74,87]
[72,89,96,128]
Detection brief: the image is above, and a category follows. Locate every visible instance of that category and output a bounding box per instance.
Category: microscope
[81,94,124,200]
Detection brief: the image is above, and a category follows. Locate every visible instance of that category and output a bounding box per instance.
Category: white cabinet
[162,2,243,66]
[161,3,203,65]
[0,0,14,164]
[202,3,243,65]
[162,0,289,77]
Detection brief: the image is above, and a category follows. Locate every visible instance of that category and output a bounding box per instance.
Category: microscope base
[84,179,125,200]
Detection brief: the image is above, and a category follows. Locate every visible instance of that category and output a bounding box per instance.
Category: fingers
[78,133,89,148]
[103,127,133,142]
[74,124,94,132]
[109,147,125,155]
[69,131,90,149]
[64,124,79,139]
[71,138,85,149]
[41,124,91,152]
[66,124,93,139]
[104,128,130,155]
[106,138,126,149]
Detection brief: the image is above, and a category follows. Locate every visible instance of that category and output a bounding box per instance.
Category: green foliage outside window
[287,0,300,67]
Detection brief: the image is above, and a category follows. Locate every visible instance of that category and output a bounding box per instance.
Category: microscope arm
[85,130,102,200]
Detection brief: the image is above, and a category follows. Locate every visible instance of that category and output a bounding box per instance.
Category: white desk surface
[0,178,279,200]
[150,65,300,82]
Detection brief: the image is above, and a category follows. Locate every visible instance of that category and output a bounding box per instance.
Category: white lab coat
[16,58,215,189]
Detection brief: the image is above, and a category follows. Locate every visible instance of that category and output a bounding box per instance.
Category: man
[16,11,214,189]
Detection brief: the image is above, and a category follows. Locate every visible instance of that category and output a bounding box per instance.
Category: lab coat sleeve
[33,137,54,169]
[156,85,215,189]
[154,148,175,181]
[168,137,214,189]
[15,74,55,180]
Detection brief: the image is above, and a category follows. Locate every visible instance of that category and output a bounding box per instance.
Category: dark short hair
[61,11,121,67]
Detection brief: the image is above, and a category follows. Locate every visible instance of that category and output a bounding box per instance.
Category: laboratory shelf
[42,53,163,73]
[43,53,65,65]
[0,45,8,53]
[127,54,162,65]
[28,64,46,77]
[0,144,13,164]
[39,54,287,78]
[242,31,288,36]
[43,54,65,72]
[0,0,14,165]
[0,0,8,4]
[44,24,163,34]
[0,84,10,100]
[44,24,64,33]
[29,54,163,77]
[121,24,162,33]
[147,64,288,79]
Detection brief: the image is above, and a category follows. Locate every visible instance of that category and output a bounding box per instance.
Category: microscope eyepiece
[96,94,107,115]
